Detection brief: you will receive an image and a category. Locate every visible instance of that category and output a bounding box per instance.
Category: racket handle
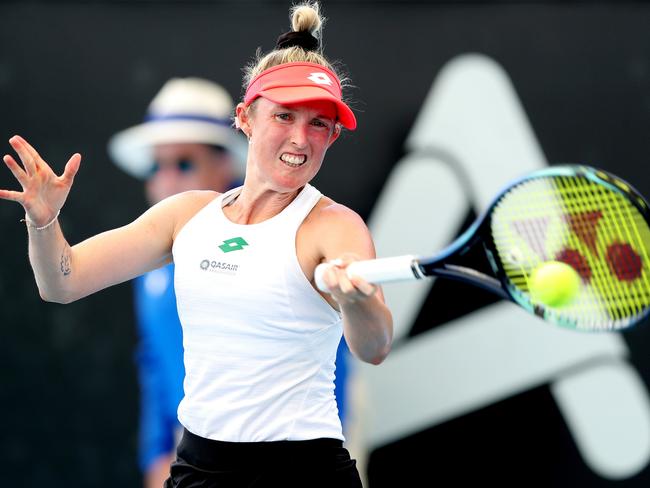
[315,255,420,292]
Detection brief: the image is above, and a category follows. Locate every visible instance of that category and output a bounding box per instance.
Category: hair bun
[275,30,319,51]
[291,3,322,33]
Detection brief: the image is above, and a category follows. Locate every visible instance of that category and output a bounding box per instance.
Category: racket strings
[583,178,650,320]
[491,173,650,329]
[576,177,650,302]
[506,179,613,327]
[561,177,647,324]
[560,178,619,323]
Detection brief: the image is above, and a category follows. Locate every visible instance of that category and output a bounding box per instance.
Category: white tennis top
[172,184,344,442]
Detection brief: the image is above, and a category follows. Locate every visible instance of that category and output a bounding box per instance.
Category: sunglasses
[149,159,196,177]
[148,145,228,178]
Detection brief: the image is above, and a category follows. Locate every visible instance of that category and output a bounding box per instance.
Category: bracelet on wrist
[22,210,61,231]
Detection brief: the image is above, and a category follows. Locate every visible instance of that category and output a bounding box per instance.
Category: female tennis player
[1,2,391,486]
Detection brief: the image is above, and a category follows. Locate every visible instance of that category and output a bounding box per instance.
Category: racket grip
[315,255,419,292]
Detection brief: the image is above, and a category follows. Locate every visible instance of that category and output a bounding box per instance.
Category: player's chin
[274,167,319,189]
[270,177,310,194]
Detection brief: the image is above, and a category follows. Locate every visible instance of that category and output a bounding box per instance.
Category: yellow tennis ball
[529,261,581,307]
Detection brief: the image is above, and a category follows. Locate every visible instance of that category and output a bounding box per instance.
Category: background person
[108,77,246,488]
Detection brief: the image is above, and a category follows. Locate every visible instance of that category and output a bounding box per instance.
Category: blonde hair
[242,2,349,93]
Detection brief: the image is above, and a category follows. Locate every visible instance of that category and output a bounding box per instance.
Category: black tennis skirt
[163,428,363,488]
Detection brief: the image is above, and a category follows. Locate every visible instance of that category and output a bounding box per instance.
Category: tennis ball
[529,261,581,308]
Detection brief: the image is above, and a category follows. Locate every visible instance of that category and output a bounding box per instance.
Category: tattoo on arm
[60,245,71,276]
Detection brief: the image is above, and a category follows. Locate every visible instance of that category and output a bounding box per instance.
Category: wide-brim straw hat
[108,77,247,179]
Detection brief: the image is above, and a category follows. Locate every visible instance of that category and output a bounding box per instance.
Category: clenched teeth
[280,154,306,166]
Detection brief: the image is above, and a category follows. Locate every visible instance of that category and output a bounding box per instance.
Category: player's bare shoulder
[296,195,372,278]
[299,194,377,266]
[307,195,365,228]
[158,190,221,239]
[305,195,372,246]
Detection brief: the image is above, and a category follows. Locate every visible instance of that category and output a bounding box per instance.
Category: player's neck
[222,184,301,225]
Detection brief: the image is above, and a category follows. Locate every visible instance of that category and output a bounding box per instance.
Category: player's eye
[311,118,333,131]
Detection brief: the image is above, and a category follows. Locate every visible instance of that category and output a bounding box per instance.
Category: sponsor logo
[199,259,239,275]
[308,72,333,85]
[218,237,249,253]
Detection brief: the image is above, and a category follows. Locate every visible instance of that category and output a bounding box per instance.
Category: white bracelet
[22,210,61,231]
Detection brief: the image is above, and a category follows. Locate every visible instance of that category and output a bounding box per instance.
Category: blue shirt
[133,264,185,471]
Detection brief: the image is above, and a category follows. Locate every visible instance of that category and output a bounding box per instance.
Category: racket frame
[415,165,650,330]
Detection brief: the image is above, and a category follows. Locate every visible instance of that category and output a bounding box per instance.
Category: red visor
[244,62,357,130]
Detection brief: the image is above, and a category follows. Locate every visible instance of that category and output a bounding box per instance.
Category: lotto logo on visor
[244,62,357,130]
[307,72,333,85]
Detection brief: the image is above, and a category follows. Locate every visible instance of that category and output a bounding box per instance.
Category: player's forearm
[27,221,77,303]
[341,296,393,365]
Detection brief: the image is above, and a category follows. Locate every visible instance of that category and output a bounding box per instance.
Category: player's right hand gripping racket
[315,165,650,331]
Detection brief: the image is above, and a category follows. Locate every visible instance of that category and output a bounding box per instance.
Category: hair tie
[275,30,319,51]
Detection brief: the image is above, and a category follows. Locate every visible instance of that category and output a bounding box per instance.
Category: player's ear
[235,103,252,140]
[327,123,342,147]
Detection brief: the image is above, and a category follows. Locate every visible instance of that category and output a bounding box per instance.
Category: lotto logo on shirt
[200,259,239,275]
[219,237,249,253]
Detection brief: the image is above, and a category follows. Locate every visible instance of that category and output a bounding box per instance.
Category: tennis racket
[315,165,650,331]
